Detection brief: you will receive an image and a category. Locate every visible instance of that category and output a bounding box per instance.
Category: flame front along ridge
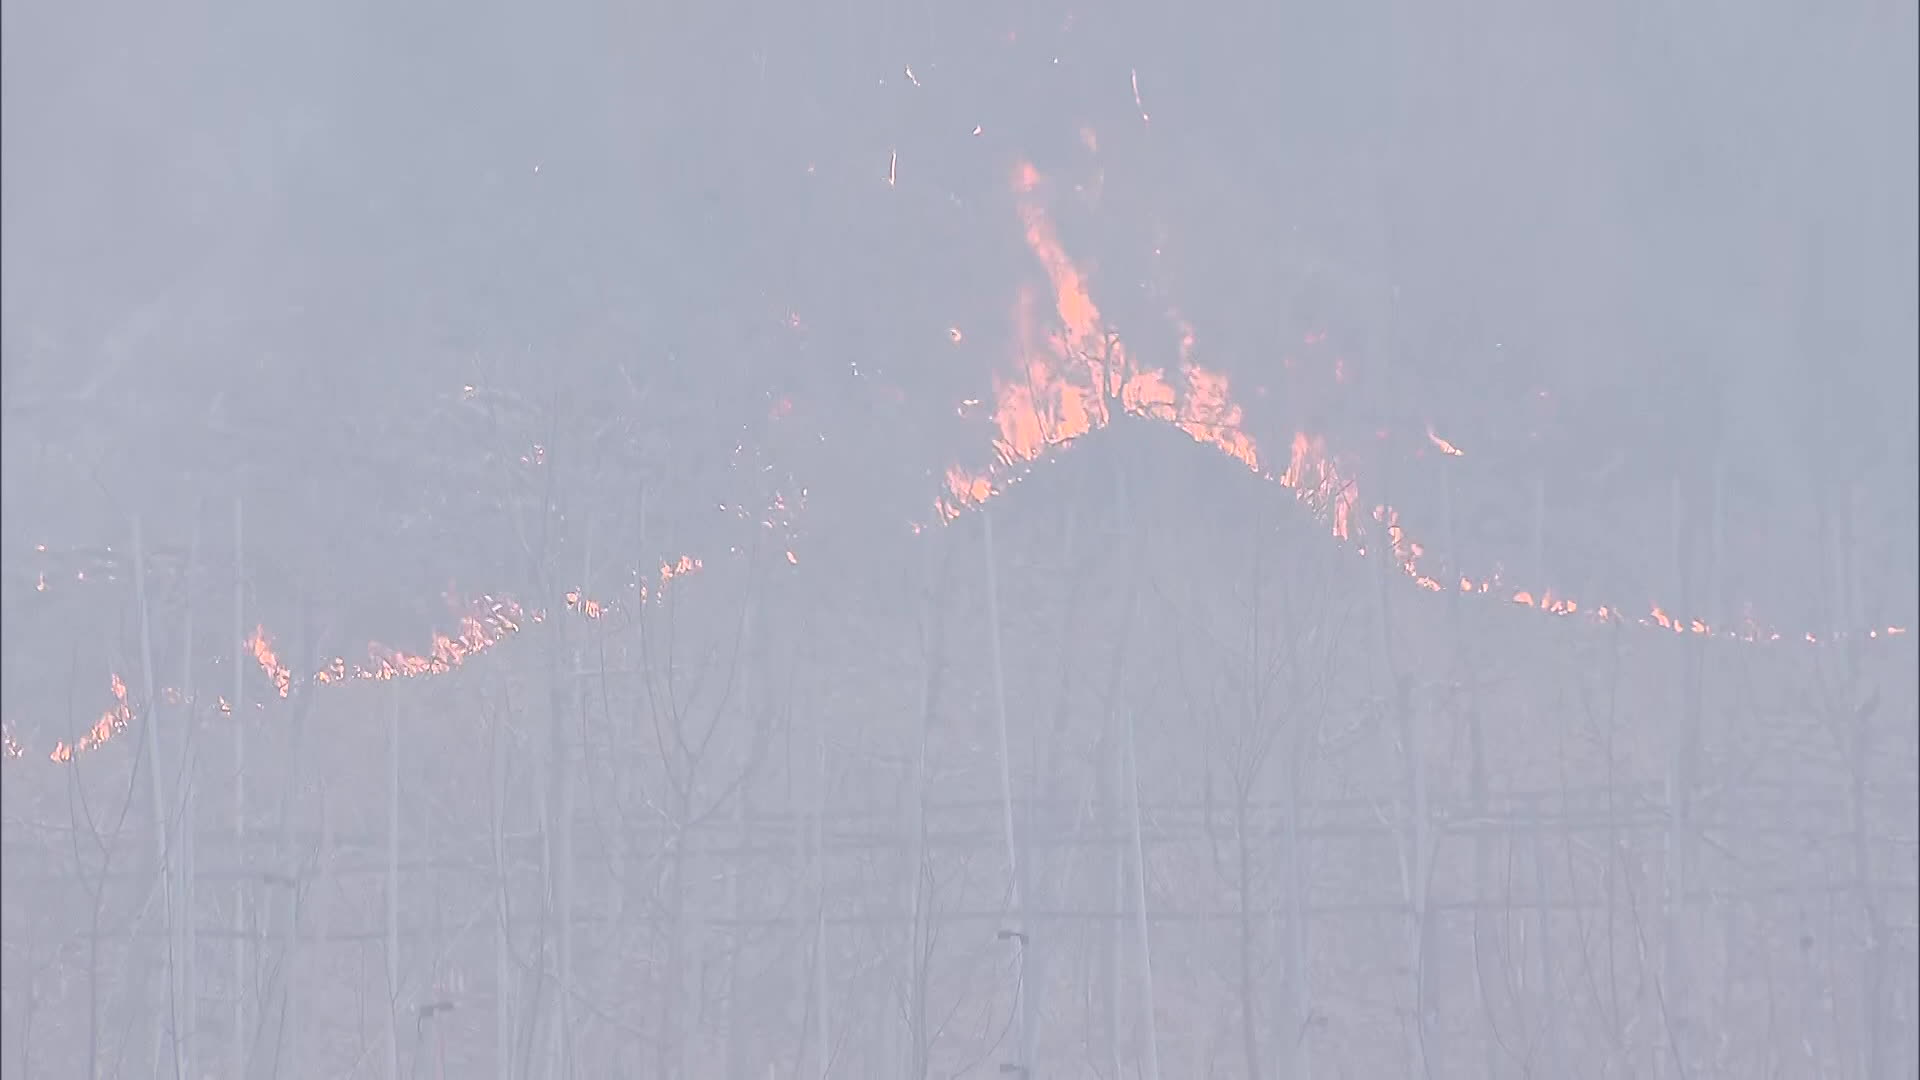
[934,159,1908,650]
[14,160,1910,765]
[35,554,711,762]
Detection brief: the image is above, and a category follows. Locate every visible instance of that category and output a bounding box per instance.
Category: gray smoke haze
[3,2,1915,1077]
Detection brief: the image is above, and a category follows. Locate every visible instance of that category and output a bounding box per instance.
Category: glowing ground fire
[32,557,710,763]
[12,159,1909,766]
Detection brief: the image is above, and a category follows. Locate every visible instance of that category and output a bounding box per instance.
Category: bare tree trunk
[133,516,183,1079]
[388,688,404,1080]
[656,812,686,1079]
[1235,521,1266,1080]
[1442,462,1499,1079]
[255,592,311,1079]
[727,789,751,1080]
[1015,782,1039,1075]
[1105,733,1125,1080]
[1373,495,1428,1079]
[232,498,249,1080]
[492,706,516,1080]
[554,680,576,1080]
[1529,796,1562,1075]
[789,728,808,1073]
[903,582,939,1080]
[1834,488,1885,1079]
[683,844,705,1079]
[266,821,304,1078]
[811,733,830,1080]
[1282,730,1313,1080]
[1235,791,1262,1080]
[1123,703,1162,1080]
[1787,729,1823,1073]
[1660,474,1697,1080]
[1394,676,1428,1080]
[177,519,202,1080]
[980,510,1031,1074]
[181,767,197,1080]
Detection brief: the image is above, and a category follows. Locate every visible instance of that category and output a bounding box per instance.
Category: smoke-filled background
[3,2,1915,1077]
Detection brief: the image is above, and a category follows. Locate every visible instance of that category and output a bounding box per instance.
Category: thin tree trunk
[789,723,808,1073]
[1282,734,1313,1080]
[1238,520,1265,1080]
[727,790,751,1080]
[133,516,181,1078]
[903,586,938,1080]
[1660,474,1696,1080]
[1106,733,1124,1080]
[388,688,403,1080]
[1530,796,1562,1075]
[1835,488,1885,1079]
[1395,676,1428,1080]
[1375,494,1428,1079]
[177,519,201,1080]
[1235,793,1261,1080]
[231,499,249,1080]
[980,510,1031,1074]
[255,592,310,1079]
[656,815,685,1080]
[181,773,197,1080]
[1123,703,1162,1080]
[683,842,705,1079]
[811,733,830,1079]
[492,706,515,1080]
[1442,462,1499,1079]
[555,694,576,1080]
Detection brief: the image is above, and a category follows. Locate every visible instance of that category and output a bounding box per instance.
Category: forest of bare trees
[4,0,1915,1077]
[2,410,1913,1077]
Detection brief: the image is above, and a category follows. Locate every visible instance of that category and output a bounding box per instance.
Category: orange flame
[248,625,293,698]
[312,597,524,685]
[1277,434,1356,539]
[49,674,134,762]
[943,162,1263,511]
[932,159,1912,651]
[660,555,702,583]
[564,589,605,620]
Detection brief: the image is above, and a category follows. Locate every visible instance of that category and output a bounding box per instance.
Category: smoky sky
[3,0,1915,628]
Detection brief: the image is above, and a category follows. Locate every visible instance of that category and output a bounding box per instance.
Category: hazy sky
[14,2,1915,635]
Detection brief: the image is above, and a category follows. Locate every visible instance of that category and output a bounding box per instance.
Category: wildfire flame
[248,625,293,699]
[49,674,134,762]
[7,155,1911,765]
[930,157,1910,652]
[938,161,1263,517]
[312,597,524,686]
